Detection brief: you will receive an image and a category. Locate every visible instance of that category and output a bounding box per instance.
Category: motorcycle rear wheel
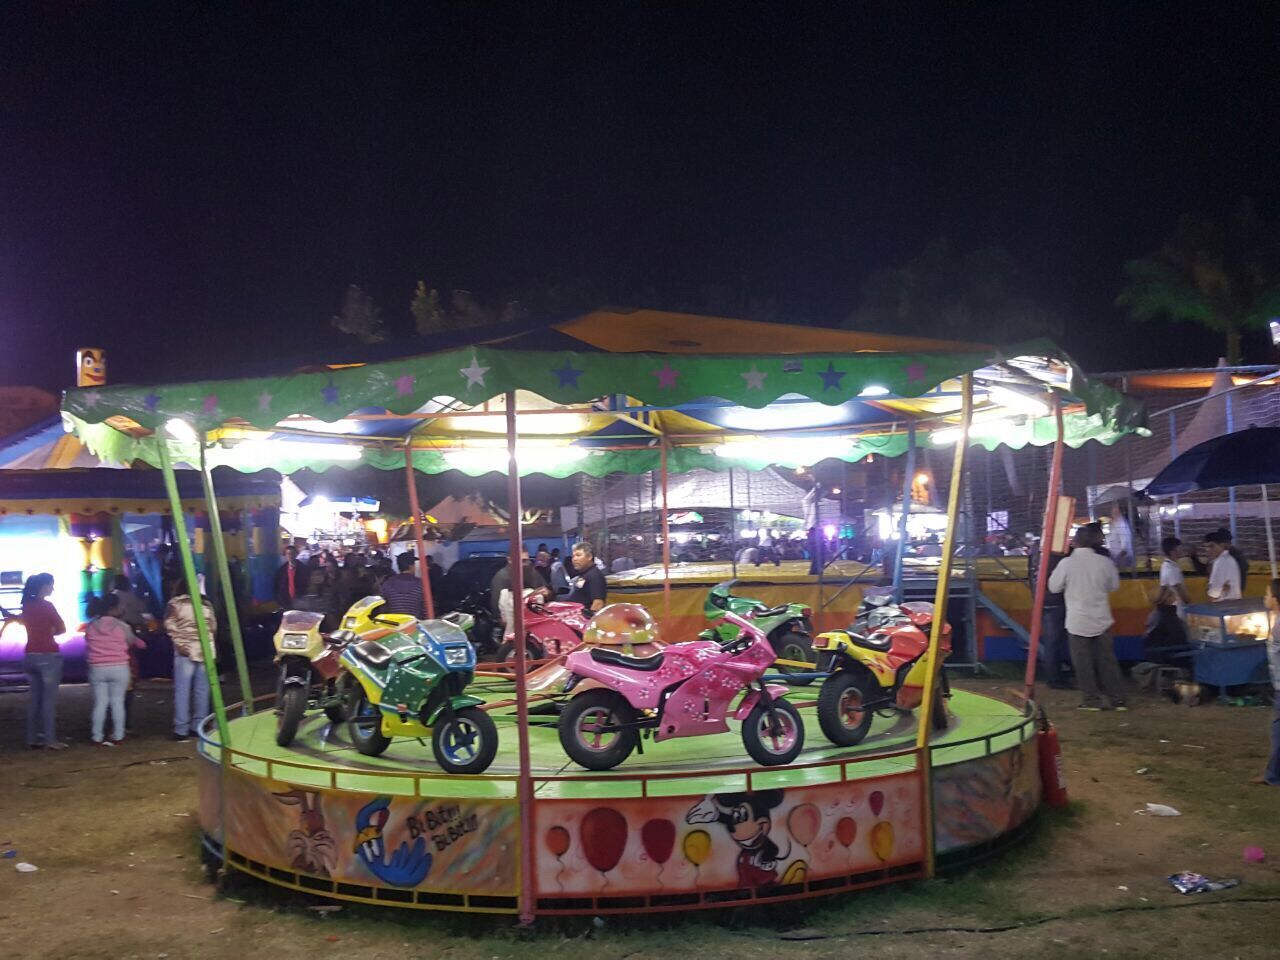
[772,631,817,686]
[432,707,499,775]
[324,675,353,724]
[348,686,392,757]
[494,637,545,664]
[559,689,639,770]
[275,685,306,747]
[742,698,804,766]
[817,670,877,746]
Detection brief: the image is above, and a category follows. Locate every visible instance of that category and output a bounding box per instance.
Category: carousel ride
[60,309,1144,919]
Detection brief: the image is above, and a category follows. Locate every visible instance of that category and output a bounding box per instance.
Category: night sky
[3,2,1279,393]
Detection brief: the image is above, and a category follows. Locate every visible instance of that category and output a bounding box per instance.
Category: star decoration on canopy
[143,392,161,413]
[395,373,416,397]
[552,359,584,389]
[460,353,489,389]
[652,361,680,389]
[82,392,101,408]
[258,390,274,411]
[201,394,219,415]
[818,362,846,391]
[741,365,767,390]
[905,362,928,384]
[321,382,340,405]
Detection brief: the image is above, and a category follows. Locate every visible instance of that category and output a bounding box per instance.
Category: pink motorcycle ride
[558,609,805,770]
[496,592,590,662]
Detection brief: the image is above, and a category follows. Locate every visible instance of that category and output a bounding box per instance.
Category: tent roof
[60,309,1146,477]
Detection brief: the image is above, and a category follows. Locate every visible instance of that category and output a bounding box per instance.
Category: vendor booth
[0,416,281,683]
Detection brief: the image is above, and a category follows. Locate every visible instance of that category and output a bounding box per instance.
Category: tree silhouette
[330,285,387,342]
[846,239,1061,345]
[1117,199,1280,365]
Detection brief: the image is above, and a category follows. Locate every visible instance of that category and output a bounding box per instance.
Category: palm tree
[1118,200,1280,365]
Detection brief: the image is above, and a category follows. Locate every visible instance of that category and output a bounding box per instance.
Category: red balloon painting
[869,790,885,817]
[546,825,570,858]
[580,807,628,873]
[835,816,857,848]
[641,818,676,865]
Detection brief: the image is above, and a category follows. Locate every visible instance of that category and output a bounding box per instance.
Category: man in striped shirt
[381,552,426,618]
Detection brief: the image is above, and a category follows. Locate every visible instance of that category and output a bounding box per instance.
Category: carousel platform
[197,687,1042,916]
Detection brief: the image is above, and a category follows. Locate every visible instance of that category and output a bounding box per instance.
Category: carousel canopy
[60,309,1146,478]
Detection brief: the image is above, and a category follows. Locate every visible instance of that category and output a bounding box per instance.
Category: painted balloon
[683,829,711,866]
[836,816,857,848]
[787,802,821,846]
[580,807,628,873]
[869,790,885,817]
[870,821,895,862]
[641,818,676,865]
[546,826,570,858]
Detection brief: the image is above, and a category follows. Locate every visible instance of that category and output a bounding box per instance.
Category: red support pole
[1023,396,1065,702]
[506,392,536,926]
[404,445,435,618]
[660,438,672,629]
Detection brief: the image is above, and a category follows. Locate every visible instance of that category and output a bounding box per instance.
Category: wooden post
[1023,396,1064,701]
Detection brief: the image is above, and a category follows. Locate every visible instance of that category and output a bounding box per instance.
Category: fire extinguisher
[1037,707,1069,807]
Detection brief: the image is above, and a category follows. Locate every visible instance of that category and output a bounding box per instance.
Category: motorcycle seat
[844,632,892,651]
[588,648,665,672]
[350,640,394,668]
[752,604,791,618]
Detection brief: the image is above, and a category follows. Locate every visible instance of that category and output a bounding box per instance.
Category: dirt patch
[1,676,1278,959]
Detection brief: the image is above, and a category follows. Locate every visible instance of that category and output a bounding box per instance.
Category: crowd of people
[17,524,1280,784]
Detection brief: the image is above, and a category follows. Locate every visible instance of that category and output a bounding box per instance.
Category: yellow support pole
[157,438,231,747]
[914,373,972,877]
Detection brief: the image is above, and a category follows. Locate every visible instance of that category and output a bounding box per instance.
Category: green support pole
[199,438,254,716]
[157,438,231,747]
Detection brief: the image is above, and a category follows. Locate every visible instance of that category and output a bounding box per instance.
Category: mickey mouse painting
[686,790,787,887]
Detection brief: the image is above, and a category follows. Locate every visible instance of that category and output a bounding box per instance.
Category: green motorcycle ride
[340,615,499,775]
[699,581,819,684]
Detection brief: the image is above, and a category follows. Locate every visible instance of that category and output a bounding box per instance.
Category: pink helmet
[583,603,659,648]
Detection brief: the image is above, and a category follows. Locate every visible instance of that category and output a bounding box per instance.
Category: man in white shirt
[1145,537,1191,662]
[1049,523,1127,711]
[1203,530,1244,601]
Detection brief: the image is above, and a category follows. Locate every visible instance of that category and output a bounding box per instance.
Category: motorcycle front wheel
[742,698,804,766]
[275,685,306,747]
[558,689,639,770]
[347,686,392,757]
[432,707,499,775]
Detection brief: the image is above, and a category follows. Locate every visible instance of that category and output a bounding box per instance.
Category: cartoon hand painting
[353,797,432,887]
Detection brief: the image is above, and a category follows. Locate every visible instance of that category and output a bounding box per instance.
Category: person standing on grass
[85,595,146,746]
[1251,579,1280,787]
[21,573,67,750]
[1049,523,1128,712]
[164,580,218,742]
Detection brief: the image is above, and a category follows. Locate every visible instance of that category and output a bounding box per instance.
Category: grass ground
[1,669,1278,959]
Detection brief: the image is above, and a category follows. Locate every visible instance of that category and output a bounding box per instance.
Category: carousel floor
[207,687,1030,800]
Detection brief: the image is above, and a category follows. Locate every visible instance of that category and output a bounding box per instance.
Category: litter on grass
[1137,803,1182,816]
[1168,872,1240,894]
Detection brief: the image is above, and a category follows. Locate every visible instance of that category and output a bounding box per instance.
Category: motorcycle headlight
[280,633,310,650]
[443,645,472,667]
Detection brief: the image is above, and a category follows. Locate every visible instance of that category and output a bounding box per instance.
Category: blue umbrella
[1144,427,1280,576]
[1144,427,1280,494]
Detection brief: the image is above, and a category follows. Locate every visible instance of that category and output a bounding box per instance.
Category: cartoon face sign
[77,348,106,386]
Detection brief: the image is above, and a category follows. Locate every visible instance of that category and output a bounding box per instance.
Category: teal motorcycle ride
[340,616,499,775]
[700,580,818,683]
